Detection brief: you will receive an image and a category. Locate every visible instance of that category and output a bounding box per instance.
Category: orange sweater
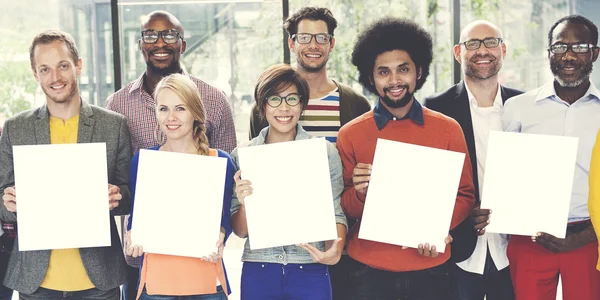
[336,108,475,272]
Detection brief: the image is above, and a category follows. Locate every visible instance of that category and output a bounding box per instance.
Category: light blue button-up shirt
[502,81,600,222]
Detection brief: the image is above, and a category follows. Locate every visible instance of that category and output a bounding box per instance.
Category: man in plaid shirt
[106,10,236,300]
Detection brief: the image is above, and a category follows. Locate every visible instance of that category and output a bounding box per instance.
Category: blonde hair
[153,74,210,155]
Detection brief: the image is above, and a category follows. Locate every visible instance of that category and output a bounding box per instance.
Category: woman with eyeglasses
[230,64,347,300]
[124,73,234,300]
[590,129,600,271]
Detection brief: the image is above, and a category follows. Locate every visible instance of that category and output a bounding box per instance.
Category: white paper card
[13,143,110,251]
[480,131,578,238]
[238,138,338,250]
[359,138,466,252]
[131,149,227,258]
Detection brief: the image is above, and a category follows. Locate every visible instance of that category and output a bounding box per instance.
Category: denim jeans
[449,249,514,300]
[348,257,450,300]
[19,287,120,300]
[138,286,226,300]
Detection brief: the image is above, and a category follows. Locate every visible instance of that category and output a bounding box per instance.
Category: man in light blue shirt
[502,14,600,300]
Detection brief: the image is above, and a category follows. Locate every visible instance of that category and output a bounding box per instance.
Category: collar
[129,70,190,95]
[254,124,312,145]
[535,80,600,104]
[464,80,503,110]
[373,98,424,130]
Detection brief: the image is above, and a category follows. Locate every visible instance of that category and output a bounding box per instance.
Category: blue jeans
[139,286,226,300]
[349,257,450,300]
[19,287,120,300]
[241,262,331,300]
[450,249,514,300]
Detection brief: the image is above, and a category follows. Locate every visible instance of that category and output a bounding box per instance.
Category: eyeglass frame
[548,42,597,54]
[457,37,503,50]
[291,33,333,44]
[140,29,184,44]
[265,93,302,108]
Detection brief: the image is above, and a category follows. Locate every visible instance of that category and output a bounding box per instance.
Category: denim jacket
[230,124,347,264]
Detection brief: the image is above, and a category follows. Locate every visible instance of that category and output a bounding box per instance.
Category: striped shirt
[299,89,341,143]
[106,73,237,154]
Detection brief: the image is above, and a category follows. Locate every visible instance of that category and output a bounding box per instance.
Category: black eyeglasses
[458,38,503,50]
[266,93,302,108]
[141,29,183,44]
[292,33,333,44]
[549,43,596,54]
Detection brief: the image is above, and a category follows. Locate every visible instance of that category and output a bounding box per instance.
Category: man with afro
[336,17,476,299]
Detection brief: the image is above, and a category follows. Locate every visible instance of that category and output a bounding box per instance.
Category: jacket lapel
[34,105,51,145]
[453,82,480,201]
[77,100,95,143]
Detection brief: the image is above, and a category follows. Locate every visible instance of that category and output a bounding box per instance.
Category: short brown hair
[254,64,310,120]
[284,7,338,36]
[29,30,80,70]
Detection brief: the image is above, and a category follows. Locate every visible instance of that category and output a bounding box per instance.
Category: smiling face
[289,19,335,73]
[372,49,418,109]
[32,40,82,105]
[156,88,194,142]
[455,22,505,81]
[549,21,599,88]
[140,15,186,76]
[264,83,303,142]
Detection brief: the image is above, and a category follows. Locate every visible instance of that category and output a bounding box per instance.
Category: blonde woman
[125,74,234,300]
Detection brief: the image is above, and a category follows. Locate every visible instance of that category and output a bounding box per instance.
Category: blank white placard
[480,131,577,238]
[359,138,466,252]
[13,143,110,251]
[238,138,338,250]
[131,149,227,258]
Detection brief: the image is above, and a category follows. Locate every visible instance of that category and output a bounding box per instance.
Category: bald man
[425,20,521,300]
[105,10,236,300]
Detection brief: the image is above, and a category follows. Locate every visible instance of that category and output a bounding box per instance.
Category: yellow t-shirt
[39,115,95,291]
[589,129,600,271]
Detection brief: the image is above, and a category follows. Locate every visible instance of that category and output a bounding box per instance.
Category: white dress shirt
[456,82,509,275]
[502,81,600,222]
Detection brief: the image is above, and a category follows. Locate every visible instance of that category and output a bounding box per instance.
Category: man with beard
[248,7,371,142]
[336,17,475,299]
[502,15,600,300]
[0,29,130,300]
[425,20,521,300]
[105,10,236,300]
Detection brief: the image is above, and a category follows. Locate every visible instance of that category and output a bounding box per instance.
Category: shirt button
[393,117,397,121]
[278,255,283,259]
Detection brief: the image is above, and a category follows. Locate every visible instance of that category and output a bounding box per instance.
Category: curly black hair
[351,17,433,94]
[548,15,598,47]
[284,7,338,36]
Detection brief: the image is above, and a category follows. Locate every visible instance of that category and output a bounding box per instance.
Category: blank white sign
[481,131,577,238]
[359,138,466,252]
[131,149,227,258]
[238,138,338,250]
[13,143,110,251]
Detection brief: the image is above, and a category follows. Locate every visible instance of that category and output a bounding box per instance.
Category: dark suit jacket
[0,101,131,294]
[424,81,522,262]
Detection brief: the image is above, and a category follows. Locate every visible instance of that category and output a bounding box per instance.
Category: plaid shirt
[106,73,237,267]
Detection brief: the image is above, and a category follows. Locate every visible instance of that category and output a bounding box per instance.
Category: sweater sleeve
[127,152,140,231]
[588,129,600,271]
[447,121,476,229]
[336,125,365,219]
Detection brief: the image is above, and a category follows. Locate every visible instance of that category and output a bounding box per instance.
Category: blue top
[128,145,235,294]
[230,124,347,264]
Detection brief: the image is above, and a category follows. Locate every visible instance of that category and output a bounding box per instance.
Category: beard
[380,85,413,108]
[551,60,593,88]
[297,54,328,73]
[146,59,182,77]
[464,54,501,80]
[42,81,78,104]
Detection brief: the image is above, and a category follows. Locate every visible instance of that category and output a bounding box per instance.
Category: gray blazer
[0,100,131,294]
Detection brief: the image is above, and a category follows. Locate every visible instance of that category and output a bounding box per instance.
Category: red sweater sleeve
[447,121,476,229]
[336,125,365,220]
